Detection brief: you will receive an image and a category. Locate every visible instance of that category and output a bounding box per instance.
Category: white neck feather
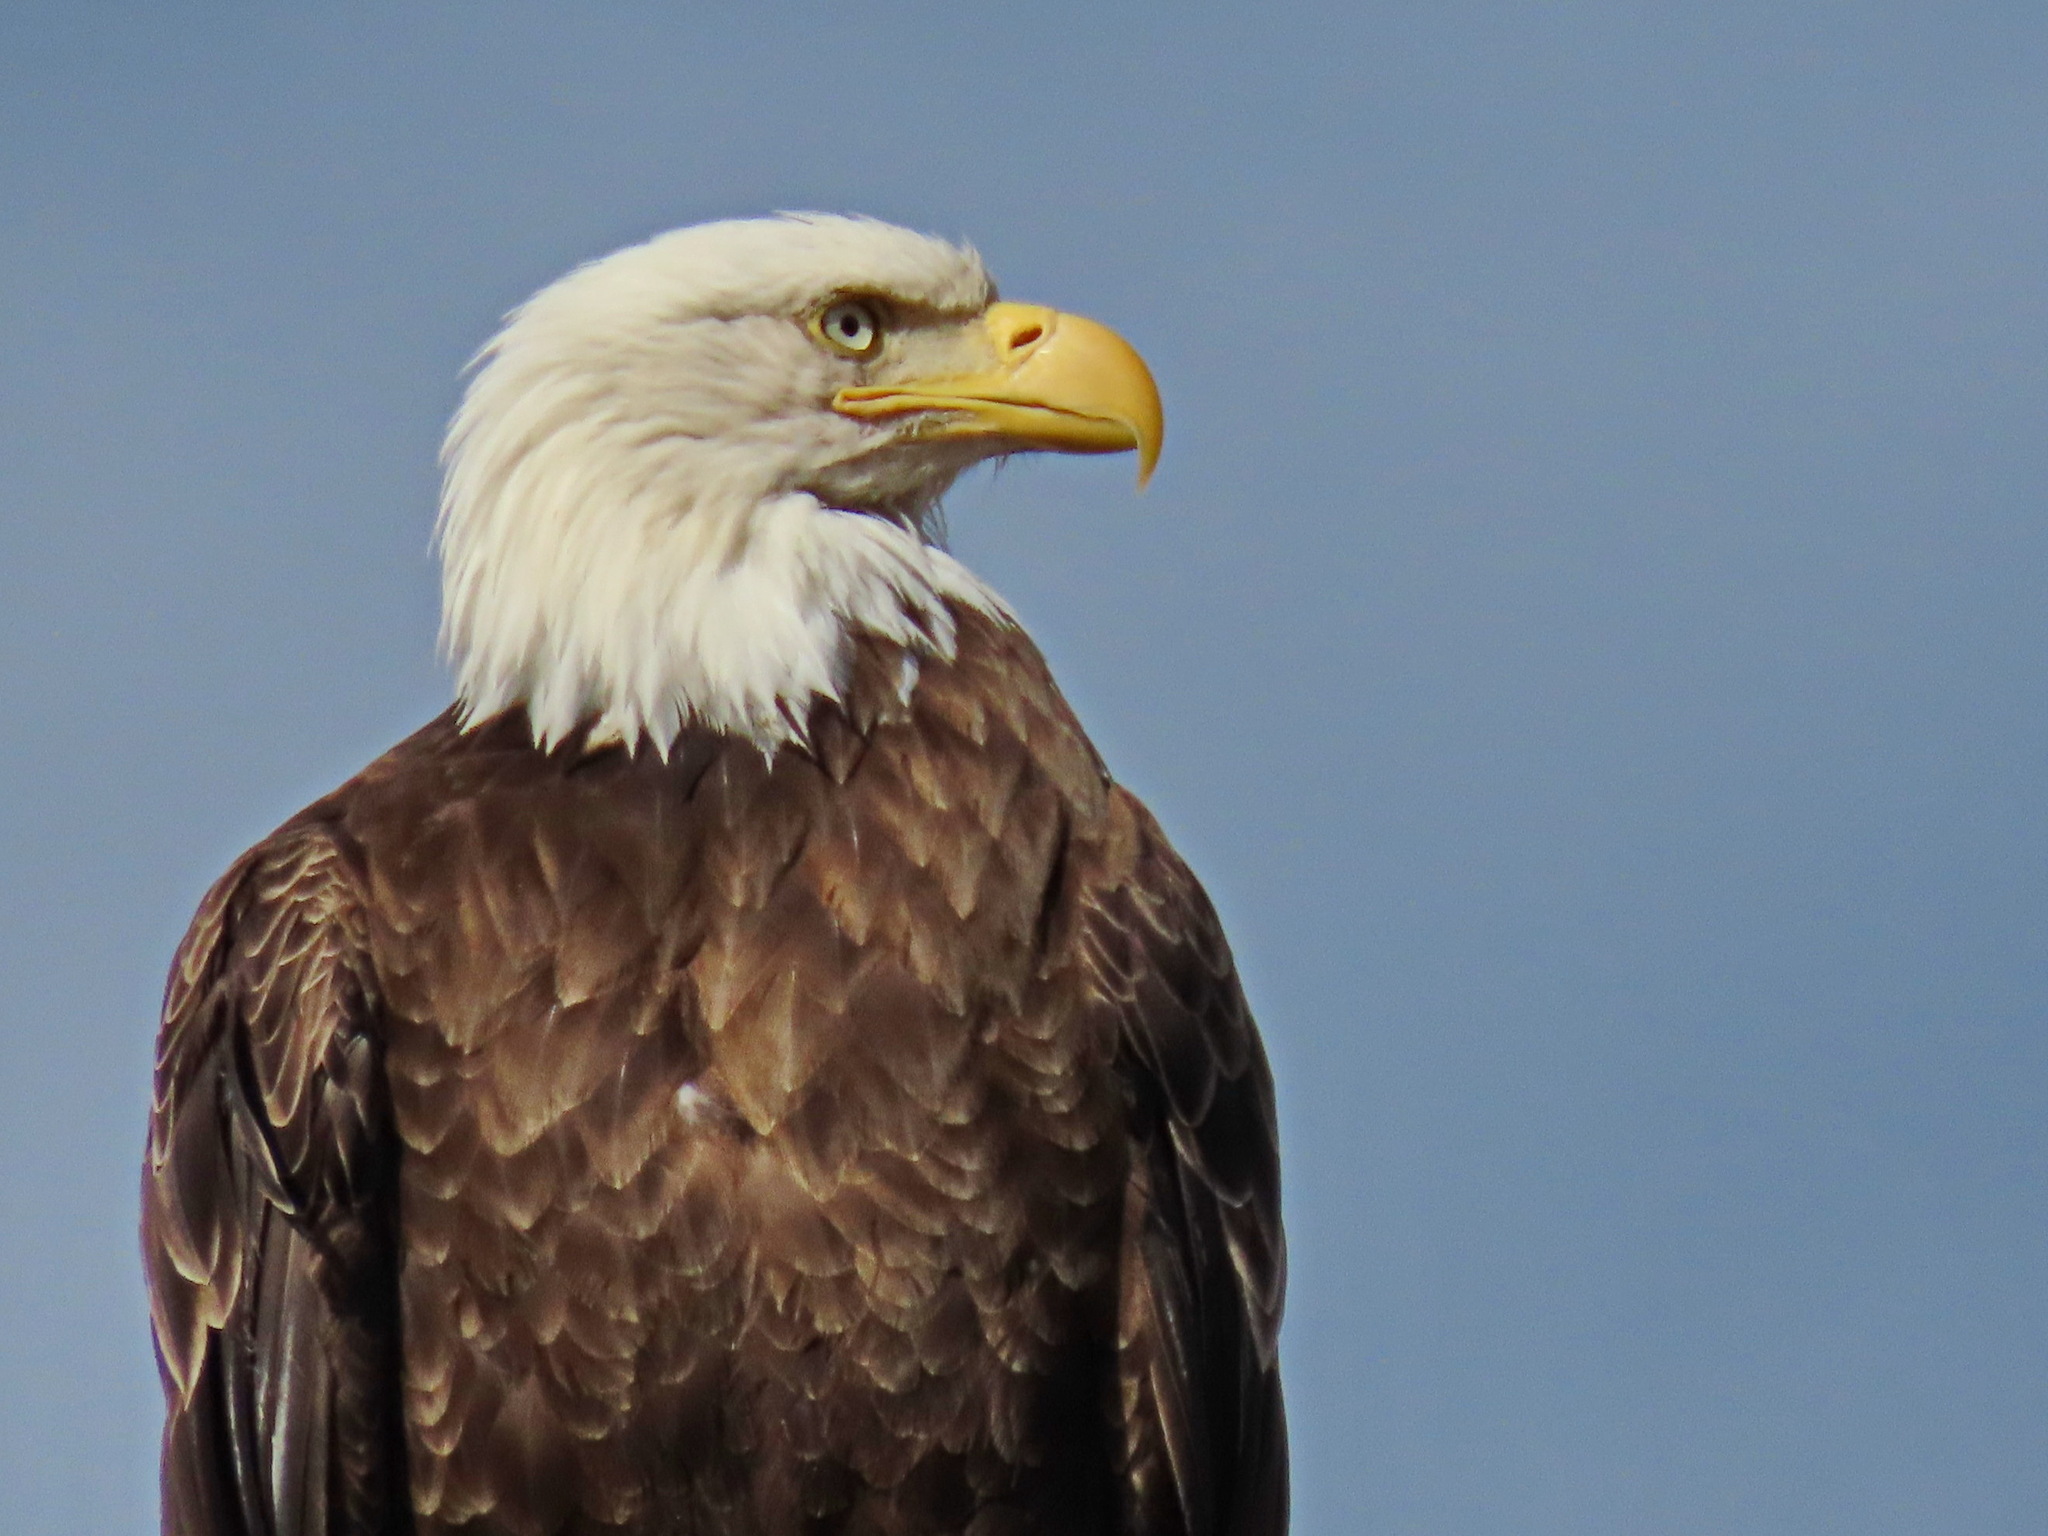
[440,481,1002,754]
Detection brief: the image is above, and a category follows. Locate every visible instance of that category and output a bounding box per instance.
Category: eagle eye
[814,299,883,359]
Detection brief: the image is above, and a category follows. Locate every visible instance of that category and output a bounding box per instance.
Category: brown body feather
[144,609,1285,1536]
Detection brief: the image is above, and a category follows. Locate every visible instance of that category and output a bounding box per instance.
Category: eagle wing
[1082,789,1288,1536]
[142,823,407,1536]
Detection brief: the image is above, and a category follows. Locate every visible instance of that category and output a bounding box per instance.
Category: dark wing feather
[143,824,407,1536]
[1082,789,1287,1536]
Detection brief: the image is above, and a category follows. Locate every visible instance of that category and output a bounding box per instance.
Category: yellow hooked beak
[832,302,1164,486]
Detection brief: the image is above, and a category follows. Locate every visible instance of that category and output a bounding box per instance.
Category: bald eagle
[143,215,1285,1536]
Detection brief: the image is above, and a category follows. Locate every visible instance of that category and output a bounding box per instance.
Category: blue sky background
[3,5,2044,1531]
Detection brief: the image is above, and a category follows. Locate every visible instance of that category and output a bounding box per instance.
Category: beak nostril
[1009,324,1044,351]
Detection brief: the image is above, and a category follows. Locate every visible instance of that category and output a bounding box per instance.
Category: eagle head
[435,214,1162,754]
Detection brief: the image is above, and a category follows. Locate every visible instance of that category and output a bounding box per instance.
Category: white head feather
[436,213,1008,754]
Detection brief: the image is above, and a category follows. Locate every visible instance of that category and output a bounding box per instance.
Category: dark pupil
[839,314,859,337]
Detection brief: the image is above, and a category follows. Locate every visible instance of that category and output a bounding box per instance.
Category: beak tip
[1134,431,1161,490]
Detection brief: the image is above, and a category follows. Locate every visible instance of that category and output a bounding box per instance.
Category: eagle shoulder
[1076,788,1288,1536]
[143,817,406,1536]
